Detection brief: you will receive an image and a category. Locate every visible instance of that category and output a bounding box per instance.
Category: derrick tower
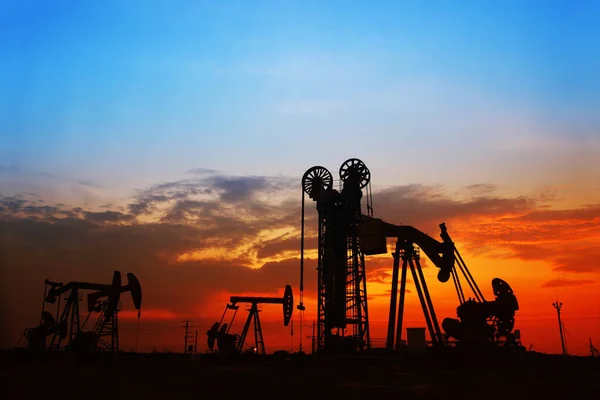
[299,158,374,354]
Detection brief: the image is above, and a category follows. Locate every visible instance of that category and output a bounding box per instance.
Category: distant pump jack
[24,270,142,354]
[207,285,293,355]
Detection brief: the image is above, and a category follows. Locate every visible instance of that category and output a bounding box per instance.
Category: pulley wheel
[302,166,333,198]
[339,158,370,189]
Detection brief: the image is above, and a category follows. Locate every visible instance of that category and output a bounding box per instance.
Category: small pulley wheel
[302,166,333,198]
[339,158,370,189]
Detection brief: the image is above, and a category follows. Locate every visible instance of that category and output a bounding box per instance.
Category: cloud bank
[2,171,599,349]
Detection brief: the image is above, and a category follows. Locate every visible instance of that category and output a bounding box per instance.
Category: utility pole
[590,338,599,357]
[552,302,567,355]
[182,320,196,354]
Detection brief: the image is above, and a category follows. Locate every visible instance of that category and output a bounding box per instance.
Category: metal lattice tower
[301,158,372,354]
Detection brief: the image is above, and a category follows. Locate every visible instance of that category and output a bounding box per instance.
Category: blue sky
[1,0,599,205]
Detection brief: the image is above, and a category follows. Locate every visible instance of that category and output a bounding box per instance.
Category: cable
[563,325,587,346]
[298,188,305,353]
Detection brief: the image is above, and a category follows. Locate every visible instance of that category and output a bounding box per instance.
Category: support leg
[387,242,401,351]
[408,256,437,346]
[237,305,255,354]
[253,310,265,354]
[414,257,444,345]
[395,255,409,353]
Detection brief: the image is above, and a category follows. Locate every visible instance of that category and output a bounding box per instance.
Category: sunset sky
[2,0,600,356]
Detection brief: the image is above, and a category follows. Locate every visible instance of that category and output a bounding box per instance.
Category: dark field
[2,352,599,399]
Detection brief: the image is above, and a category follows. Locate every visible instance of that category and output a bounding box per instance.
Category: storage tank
[406,327,427,351]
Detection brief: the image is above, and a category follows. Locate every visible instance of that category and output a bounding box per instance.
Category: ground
[2,351,599,399]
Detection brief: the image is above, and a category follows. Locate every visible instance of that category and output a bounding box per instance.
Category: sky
[1,0,600,355]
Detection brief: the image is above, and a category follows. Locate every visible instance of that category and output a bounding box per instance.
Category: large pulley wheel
[339,158,370,189]
[302,166,333,198]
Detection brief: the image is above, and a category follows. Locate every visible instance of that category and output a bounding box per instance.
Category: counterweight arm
[361,217,456,282]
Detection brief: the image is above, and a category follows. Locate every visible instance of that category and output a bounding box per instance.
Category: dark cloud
[82,210,135,223]
[541,279,596,288]
[372,184,538,233]
[23,205,60,216]
[209,175,271,202]
[0,196,27,212]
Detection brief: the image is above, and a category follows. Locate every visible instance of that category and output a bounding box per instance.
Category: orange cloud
[3,176,599,355]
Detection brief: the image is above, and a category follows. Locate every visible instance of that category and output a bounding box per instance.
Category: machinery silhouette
[207,285,293,355]
[386,229,520,351]
[24,270,142,353]
[298,158,520,355]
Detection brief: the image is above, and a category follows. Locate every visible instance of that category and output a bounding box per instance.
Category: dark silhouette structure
[24,270,142,353]
[182,320,198,354]
[207,285,293,355]
[553,301,567,355]
[299,159,374,354]
[299,157,521,355]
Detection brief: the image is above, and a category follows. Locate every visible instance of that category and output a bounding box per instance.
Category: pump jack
[299,158,520,354]
[207,285,293,355]
[24,270,142,353]
[382,221,520,350]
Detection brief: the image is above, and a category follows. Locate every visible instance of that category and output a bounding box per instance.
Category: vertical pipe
[317,217,323,353]
[300,190,305,297]
[298,190,305,353]
[386,241,400,351]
